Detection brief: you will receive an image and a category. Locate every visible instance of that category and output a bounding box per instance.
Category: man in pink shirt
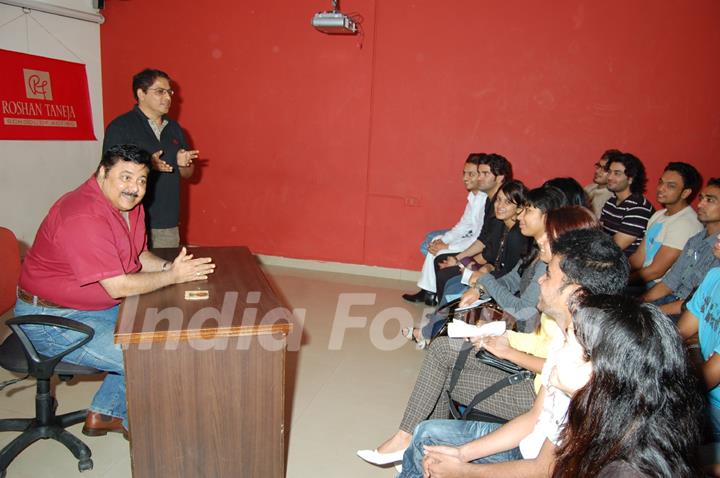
[15,144,215,438]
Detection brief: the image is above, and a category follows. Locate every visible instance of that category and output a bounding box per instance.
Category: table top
[114,246,292,345]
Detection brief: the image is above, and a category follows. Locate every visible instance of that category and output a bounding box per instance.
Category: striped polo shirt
[600,193,655,256]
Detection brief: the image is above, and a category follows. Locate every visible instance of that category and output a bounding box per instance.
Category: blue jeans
[398,419,523,477]
[440,275,467,306]
[420,229,449,256]
[419,276,467,339]
[13,299,127,428]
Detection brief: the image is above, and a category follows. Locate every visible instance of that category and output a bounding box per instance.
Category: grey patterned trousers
[399,335,536,433]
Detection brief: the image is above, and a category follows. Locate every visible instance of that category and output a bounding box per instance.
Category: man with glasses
[583,149,617,217]
[103,68,199,248]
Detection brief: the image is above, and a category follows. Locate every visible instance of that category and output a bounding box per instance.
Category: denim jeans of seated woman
[13,299,127,429]
[398,419,522,477]
[419,276,468,340]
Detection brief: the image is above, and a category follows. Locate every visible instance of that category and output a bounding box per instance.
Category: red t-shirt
[19,176,147,310]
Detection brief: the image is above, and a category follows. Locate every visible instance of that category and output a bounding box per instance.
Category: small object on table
[184,290,209,300]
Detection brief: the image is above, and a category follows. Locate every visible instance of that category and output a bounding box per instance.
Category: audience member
[677,233,720,442]
[458,187,567,331]
[403,154,511,306]
[643,178,720,316]
[599,152,654,256]
[550,295,702,478]
[434,180,530,304]
[103,68,199,248]
[584,149,619,217]
[398,229,629,477]
[629,162,702,287]
[14,145,215,438]
[402,181,529,349]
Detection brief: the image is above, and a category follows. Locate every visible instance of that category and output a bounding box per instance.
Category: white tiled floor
[0,265,428,477]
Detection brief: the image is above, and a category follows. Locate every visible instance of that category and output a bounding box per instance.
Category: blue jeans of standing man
[398,419,522,477]
[13,299,127,429]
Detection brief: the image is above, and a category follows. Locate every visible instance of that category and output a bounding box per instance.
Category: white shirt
[438,191,488,251]
[518,334,570,459]
[642,206,703,274]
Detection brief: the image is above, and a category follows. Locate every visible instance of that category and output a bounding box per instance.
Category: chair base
[0,409,93,474]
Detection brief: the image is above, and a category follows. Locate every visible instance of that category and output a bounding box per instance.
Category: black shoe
[402,289,428,303]
[424,294,438,306]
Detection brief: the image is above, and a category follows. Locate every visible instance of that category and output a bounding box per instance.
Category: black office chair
[0,227,100,476]
[0,316,102,476]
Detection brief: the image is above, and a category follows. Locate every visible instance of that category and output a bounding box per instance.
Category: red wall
[100,0,720,270]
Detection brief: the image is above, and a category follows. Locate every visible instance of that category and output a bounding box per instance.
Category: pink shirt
[19,176,147,310]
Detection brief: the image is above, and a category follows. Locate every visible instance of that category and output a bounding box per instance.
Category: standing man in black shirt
[103,68,199,248]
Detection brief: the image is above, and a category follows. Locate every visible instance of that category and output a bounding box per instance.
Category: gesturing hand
[151,150,173,172]
[177,148,199,167]
[170,247,215,283]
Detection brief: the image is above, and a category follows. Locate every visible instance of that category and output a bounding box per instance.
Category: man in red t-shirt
[15,144,215,438]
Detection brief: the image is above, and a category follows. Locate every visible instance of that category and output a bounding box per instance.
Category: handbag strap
[460,370,534,419]
[448,343,474,394]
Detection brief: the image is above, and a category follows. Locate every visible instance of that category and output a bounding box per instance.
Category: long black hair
[553,294,704,478]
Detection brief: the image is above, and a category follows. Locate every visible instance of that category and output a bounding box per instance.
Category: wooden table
[115,246,292,478]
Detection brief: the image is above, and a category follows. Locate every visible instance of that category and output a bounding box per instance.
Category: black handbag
[475,349,527,375]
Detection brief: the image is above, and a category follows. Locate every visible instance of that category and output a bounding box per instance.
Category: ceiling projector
[312,1,357,34]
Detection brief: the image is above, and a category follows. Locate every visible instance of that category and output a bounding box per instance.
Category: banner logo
[23,69,53,101]
[0,49,95,140]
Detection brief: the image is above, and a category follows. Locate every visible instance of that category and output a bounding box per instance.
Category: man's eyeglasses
[147,88,174,97]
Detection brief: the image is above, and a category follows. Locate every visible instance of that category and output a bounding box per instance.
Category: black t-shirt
[481,221,530,278]
[476,194,497,245]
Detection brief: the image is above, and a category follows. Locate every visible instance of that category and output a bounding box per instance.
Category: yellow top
[506,313,561,392]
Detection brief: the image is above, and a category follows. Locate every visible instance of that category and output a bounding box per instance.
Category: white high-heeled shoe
[356,448,406,465]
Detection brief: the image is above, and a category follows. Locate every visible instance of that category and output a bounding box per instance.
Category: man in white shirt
[583,149,617,217]
[396,228,628,478]
[403,154,511,306]
[629,162,702,288]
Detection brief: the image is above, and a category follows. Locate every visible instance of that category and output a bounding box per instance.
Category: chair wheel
[78,458,93,472]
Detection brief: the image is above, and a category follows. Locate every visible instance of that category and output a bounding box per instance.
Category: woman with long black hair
[553,294,703,477]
